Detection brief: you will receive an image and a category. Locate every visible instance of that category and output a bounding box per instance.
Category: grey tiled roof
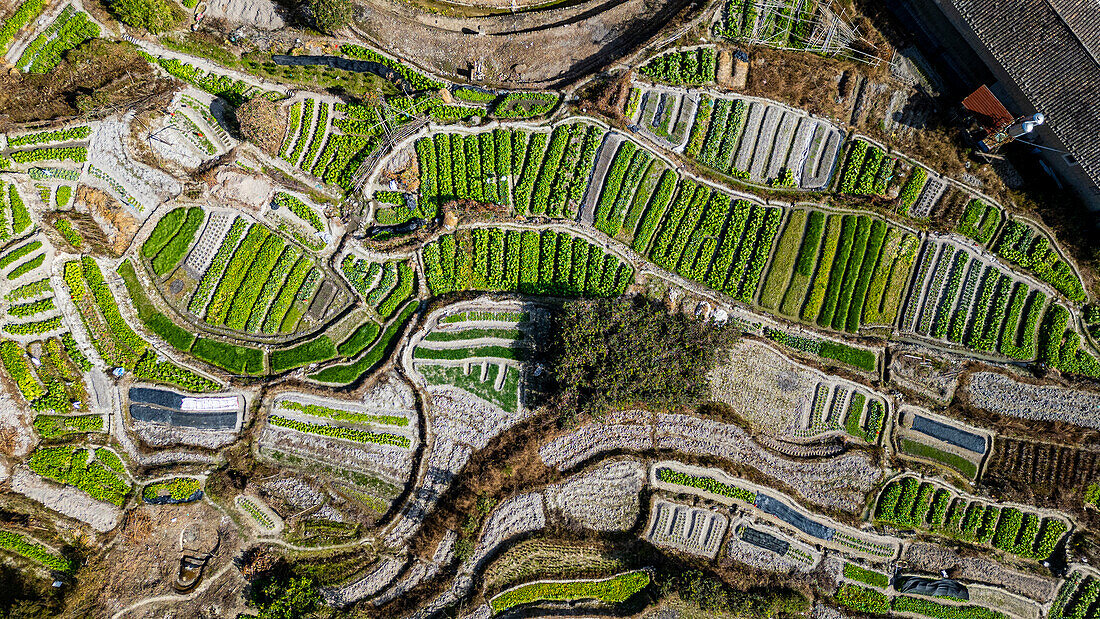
[951,0,1100,187]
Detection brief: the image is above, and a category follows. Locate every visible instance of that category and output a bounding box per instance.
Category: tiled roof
[951,0,1100,187]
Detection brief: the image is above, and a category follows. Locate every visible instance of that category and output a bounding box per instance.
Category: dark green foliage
[270,336,337,373]
[151,207,203,276]
[547,297,735,415]
[191,338,264,375]
[117,260,194,351]
[108,0,179,33]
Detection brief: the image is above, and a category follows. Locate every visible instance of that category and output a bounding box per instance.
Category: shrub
[836,584,888,615]
[236,97,285,155]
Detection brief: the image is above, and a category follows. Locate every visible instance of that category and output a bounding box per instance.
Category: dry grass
[0,40,176,126]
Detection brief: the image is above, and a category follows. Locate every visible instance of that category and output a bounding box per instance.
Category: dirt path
[352,0,695,87]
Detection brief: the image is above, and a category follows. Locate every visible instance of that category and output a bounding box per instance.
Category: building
[929,0,1100,213]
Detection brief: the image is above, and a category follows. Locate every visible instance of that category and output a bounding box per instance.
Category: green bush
[191,338,264,375]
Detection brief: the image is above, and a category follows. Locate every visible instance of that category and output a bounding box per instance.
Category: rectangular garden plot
[646,498,728,559]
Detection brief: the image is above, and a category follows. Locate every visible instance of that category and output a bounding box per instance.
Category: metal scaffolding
[722,0,880,65]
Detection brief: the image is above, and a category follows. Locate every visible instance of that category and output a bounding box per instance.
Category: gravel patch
[89,116,181,214]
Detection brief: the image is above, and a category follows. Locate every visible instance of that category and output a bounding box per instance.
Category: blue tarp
[912,415,987,454]
[755,494,835,540]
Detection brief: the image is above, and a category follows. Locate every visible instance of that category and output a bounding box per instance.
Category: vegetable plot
[422,228,632,297]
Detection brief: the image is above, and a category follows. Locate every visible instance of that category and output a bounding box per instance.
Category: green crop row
[143,478,201,502]
[270,336,337,374]
[309,301,418,385]
[278,399,408,427]
[7,253,43,280]
[0,530,74,572]
[339,44,444,91]
[0,0,45,54]
[956,199,1001,245]
[191,338,264,376]
[3,315,61,336]
[897,167,928,215]
[843,563,888,588]
[33,414,103,439]
[413,345,527,362]
[18,8,98,73]
[836,584,889,615]
[7,125,91,148]
[54,218,82,248]
[638,48,717,86]
[994,220,1086,302]
[269,415,410,448]
[152,207,204,276]
[10,146,86,163]
[9,185,31,234]
[0,240,42,271]
[492,92,559,119]
[133,351,221,393]
[6,278,50,302]
[657,467,756,503]
[28,444,129,506]
[0,340,43,401]
[273,192,323,232]
[424,228,632,298]
[188,217,247,314]
[874,477,1066,560]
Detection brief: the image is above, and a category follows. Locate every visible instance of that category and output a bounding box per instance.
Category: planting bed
[645,498,727,559]
[965,371,1100,430]
[657,86,843,188]
[900,239,1047,360]
[544,460,645,532]
[874,475,1068,561]
[423,227,631,298]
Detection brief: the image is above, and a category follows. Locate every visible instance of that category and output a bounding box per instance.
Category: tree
[546,297,736,416]
[309,0,351,33]
[109,0,180,33]
[256,577,319,619]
